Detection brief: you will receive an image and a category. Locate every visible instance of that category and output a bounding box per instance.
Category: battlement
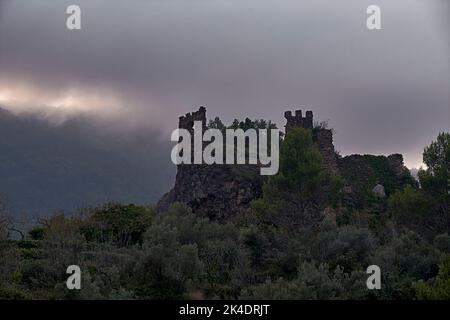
[179,106,207,131]
[284,109,313,133]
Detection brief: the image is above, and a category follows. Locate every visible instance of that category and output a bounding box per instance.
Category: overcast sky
[0,0,449,168]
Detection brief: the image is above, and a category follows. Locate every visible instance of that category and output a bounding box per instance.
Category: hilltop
[159,107,417,220]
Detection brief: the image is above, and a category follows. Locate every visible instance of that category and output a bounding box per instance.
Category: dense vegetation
[0,130,449,300]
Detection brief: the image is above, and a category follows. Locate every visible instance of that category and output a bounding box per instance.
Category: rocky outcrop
[338,154,417,208]
[157,107,263,220]
[157,164,262,221]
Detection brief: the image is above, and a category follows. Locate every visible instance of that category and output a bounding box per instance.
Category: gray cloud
[0,106,174,215]
[0,0,448,169]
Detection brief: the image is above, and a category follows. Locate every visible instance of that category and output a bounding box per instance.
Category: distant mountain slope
[0,107,175,217]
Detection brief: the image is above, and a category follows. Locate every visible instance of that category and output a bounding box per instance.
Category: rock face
[157,164,262,221]
[158,107,416,220]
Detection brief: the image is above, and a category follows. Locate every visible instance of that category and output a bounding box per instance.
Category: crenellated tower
[284,109,313,133]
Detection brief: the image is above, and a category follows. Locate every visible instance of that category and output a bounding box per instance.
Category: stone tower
[284,109,313,133]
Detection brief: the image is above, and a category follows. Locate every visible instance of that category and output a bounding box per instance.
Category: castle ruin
[158,106,413,220]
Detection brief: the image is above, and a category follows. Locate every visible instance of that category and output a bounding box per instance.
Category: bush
[241,261,367,300]
[80,203,154,247]
[416,256,450,300]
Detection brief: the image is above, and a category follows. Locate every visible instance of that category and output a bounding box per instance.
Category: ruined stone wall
[178,106,207,132]
[337,153,417,208]
[314,128,339,173]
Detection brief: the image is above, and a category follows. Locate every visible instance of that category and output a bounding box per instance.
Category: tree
[129,205,204,299]
[80,203,154,247]
[0,197,9,238]
[228,118,277,131]
[388,185,442,236]
[388,133,450,236]
[252,128,343,228]
[422,132,450,176]
[419,132,450,231]
[372,231,441,299]
[0,197,24,240]
[208,117,226,131]
[0,213,8,241]
[311,225,375,272]
[416,255,450,300]
[240,128,343,278]
[156,203,253,299]
[241,261,367,300]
